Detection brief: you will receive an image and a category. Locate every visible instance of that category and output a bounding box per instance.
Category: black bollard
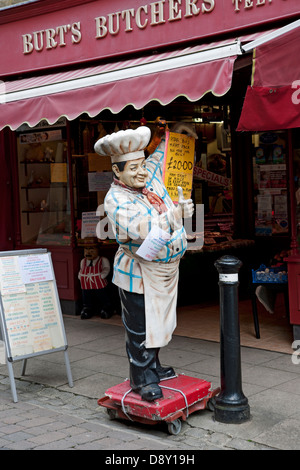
[213,255,250,424]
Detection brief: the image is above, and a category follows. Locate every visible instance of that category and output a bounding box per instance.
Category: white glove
[177,186,194,218]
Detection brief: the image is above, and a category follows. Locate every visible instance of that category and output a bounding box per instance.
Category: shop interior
[14,87,298,353]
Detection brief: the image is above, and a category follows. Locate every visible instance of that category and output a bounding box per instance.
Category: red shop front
[0,0,300,333]
[237,22,300,340]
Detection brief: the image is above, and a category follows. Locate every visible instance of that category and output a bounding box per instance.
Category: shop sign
[193,165,231,187]
[0,0,299,76]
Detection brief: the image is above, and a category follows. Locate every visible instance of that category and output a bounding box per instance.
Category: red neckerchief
[113,178,167,214]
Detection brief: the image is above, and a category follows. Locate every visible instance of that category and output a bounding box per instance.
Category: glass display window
[193,119,233,231]
[70,118,112,242]
[16,122,72,246]
[69,105,234,244]
[252,131,288,237]
[292,128,300,246]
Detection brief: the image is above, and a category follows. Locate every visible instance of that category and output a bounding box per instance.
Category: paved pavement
[0,314,299,451]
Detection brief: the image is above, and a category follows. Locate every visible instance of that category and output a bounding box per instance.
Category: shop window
[292,128,300,246]
[16,120,72,246]
[193,106,233,234]
[70,118,112,241]
[69,106,234,245]
[252,131,288,237]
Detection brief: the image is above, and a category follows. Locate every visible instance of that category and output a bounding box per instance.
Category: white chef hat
[94,126,151,163]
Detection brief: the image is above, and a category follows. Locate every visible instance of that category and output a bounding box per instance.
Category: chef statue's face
[84,246,99,260]
[112,157,148,189]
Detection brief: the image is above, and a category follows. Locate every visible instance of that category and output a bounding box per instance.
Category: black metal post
[214,255,250,424]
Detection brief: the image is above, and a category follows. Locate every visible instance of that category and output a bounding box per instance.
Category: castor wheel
[167,419,182,435]
[207,397,216,412]
[107,408,117,420]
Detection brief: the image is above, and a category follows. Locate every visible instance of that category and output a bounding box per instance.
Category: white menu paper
[136,225,171,261]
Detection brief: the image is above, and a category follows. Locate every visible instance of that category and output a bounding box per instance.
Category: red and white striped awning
[0,32,268,131]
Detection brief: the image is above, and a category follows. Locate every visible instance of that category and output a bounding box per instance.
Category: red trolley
[98,374,220,435]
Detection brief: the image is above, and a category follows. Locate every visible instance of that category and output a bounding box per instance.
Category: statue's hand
[177,186,194,218]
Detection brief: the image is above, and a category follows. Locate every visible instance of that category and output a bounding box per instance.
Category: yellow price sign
[162,131,195,202]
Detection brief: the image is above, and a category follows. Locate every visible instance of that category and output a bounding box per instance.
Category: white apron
[139,258,179,348]
[121,245,180,349]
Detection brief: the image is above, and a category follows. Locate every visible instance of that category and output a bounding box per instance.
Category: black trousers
[119,288,161,390]
[82,286,112,315]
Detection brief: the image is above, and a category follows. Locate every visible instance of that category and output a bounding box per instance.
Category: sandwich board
[0,249,73,402]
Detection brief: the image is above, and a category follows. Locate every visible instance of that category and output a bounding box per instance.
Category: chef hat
[94,126,151,163]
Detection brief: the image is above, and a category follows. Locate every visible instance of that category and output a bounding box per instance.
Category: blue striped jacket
[104,138,187,293]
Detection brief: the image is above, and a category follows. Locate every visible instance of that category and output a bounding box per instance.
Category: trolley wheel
[207,397,216,412]
[167,419,182,435]
[107,408,117,420]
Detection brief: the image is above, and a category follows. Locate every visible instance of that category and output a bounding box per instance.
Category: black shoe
[80,308,93,320]
[100,309,112,319]
[138,384,163,402]
[157,365,176,380]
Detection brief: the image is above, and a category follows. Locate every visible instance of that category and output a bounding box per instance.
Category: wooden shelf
[21,183,67,189]
[22,209,65,213]
[20,160,56,164]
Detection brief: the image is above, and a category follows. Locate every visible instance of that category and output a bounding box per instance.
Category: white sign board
[0,249,73,402]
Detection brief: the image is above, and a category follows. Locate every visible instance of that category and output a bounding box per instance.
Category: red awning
[237,21,300,131]
[0,38,243,131]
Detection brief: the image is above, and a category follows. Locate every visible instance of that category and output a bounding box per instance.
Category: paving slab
[0,316,299,450]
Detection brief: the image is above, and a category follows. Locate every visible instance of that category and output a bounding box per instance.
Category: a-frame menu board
[0,249,73,402]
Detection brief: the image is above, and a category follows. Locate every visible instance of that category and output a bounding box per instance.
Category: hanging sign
[193,165,231,187]
[163,131,195,203]
[81,211,99,238]
[88,171,113,192]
